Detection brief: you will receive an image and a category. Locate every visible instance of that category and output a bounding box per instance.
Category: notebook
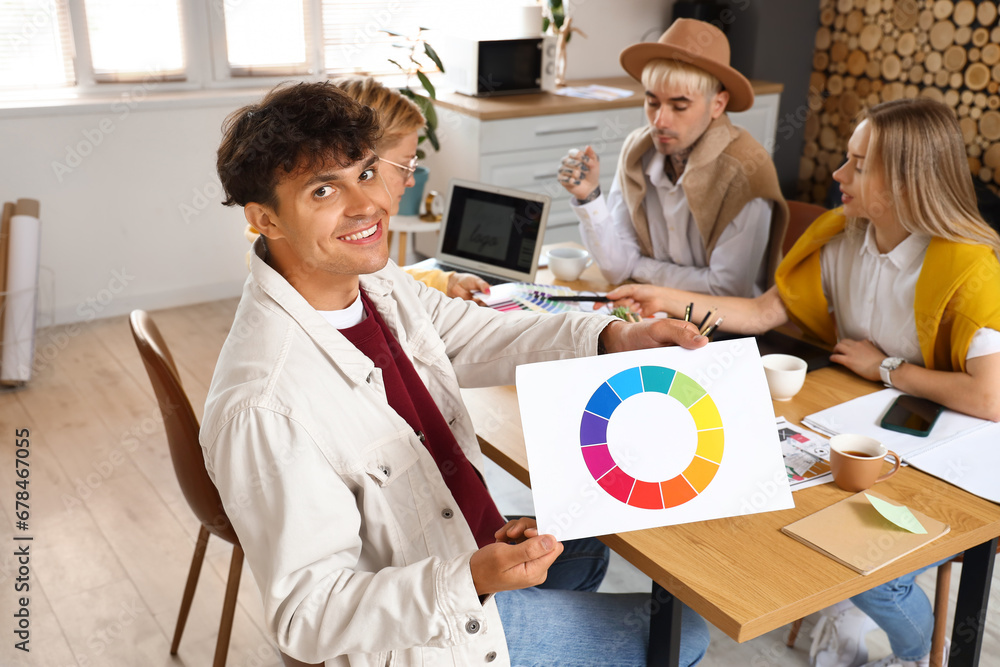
[424,179,551,285]
[781,490,950,575]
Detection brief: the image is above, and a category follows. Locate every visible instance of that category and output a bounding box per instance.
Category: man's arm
[631,198,774,296]
[572,176,646,285]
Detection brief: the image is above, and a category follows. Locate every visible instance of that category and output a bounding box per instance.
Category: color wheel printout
[515,339,794,541]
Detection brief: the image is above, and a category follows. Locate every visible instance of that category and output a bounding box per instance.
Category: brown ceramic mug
[829,434,901,492]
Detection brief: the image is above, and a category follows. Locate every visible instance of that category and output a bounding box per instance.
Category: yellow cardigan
[774,209,1000,372]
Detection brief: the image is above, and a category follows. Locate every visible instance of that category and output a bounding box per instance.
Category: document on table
[776,418,832,491]
[802,388,991,461]
[907,423,1000,503]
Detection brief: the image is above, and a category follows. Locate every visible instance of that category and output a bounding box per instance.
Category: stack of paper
[801,388,990,460]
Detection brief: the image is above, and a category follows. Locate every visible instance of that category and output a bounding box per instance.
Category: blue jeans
[495,537,709,666]
[851,557,953,660]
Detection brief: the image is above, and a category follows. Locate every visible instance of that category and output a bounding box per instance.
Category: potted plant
[384,28,444,215]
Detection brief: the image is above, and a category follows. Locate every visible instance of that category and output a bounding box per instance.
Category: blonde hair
[857,98,1000,255]
[333,76,425,150]
[641,59,722,100]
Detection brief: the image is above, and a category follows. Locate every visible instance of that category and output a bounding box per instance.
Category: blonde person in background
[607,97,1000,667]
[556,19,788,297]
[246,76,490,301]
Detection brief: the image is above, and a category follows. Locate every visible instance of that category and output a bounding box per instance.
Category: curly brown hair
[217,81,382,209]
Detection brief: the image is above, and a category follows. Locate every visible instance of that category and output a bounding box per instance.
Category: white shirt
[317,292,364,329]
[820,224,1000,363]
[572,149,774,296]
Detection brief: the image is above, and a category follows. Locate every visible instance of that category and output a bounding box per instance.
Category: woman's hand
[447,273,491,301]
[601,284,672,317]
[830,338,885,381]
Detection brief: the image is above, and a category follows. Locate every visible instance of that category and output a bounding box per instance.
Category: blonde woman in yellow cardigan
[606,98,1000,667]
[246,77,490,300]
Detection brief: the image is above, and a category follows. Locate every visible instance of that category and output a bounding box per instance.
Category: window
[221,0,310,77]
[0,0,75,90]
[82,0,186,82]
[320,1,452,76]
[0,0,470,95]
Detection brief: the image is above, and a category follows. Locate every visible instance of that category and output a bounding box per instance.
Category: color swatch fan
[515,339,793,541]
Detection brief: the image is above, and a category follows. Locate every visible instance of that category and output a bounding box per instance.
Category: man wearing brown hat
[558,18,788,297]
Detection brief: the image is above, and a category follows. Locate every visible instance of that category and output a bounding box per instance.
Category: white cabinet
[416,88,781,256]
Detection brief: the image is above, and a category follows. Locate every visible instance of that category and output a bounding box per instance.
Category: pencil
[697,307,717,331]
[702,316,724,337]
[683,302,693,322]
[533,292,614,303]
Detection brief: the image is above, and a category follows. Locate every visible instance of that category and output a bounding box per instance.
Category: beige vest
[616,114,789,284]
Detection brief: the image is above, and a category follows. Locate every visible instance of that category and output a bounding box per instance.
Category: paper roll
[1,200,41,384]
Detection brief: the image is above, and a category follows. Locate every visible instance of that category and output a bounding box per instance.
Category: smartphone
[880,395,944,437]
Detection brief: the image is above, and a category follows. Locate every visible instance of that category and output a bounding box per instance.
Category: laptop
[422,179,550,285]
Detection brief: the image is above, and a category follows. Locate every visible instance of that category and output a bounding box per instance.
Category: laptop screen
[437,181,548,279]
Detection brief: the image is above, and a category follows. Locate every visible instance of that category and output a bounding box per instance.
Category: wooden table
[462,255,1000,666]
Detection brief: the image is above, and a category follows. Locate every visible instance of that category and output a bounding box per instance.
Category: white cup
[761,354,808,401]
[547,247,594,281]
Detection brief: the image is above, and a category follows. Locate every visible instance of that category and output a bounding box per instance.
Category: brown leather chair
[129,310,319,667]
[783,201,829,255]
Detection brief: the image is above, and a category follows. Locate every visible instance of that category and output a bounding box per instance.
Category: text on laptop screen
[440,184,545,273]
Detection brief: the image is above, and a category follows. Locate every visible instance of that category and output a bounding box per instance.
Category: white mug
[547,247,594,281]
[761,354,808,401]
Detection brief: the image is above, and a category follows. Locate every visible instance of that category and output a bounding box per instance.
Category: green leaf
[416,70,436,99]
[387,58,404,72]
[379,29,404,37]
[542,16,550,32]
[425,123,440,151]
[407,92,438,129]
[416,148,426,161]
[424,42,444,73]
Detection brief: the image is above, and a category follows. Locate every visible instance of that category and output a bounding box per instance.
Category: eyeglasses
[379,155,419,176]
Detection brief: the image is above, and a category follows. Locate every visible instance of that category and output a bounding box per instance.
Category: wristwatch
[879,357,905,387]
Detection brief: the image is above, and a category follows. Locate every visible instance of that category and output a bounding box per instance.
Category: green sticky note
[865,493,927,534]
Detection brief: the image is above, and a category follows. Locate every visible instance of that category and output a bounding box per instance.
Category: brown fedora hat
[620,18,754,112]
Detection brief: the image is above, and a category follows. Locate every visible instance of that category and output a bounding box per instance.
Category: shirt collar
[646,152,684,189]
[860,223,930,271]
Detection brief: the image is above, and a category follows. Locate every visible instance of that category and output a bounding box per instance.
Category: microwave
[439,34,557,97]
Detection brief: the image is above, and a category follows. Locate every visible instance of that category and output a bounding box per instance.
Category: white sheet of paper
[515,338,794,541]
[801,388,991,460]
[907,422,1000,503]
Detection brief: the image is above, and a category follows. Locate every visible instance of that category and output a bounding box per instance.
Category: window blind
[223,0,311,77]
[0,0,75,89]
[320,0,452,76]
[83,0,185,82]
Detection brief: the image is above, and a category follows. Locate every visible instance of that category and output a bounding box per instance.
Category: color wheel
[580,366,724,509]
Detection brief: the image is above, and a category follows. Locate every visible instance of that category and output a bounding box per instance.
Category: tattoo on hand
[578,186,601,204]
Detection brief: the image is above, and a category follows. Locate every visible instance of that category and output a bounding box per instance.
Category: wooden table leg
[949,536,998,666]
[398,231,408,266]
[647,581,682,667]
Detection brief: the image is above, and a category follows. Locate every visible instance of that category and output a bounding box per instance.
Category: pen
[532,292,614,302]
[697,308,717,331]
[683,302,693,322]
[701,316,724,337]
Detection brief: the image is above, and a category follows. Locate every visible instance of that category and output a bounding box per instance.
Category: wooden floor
[0,298,286,667]
[1,298,997,666]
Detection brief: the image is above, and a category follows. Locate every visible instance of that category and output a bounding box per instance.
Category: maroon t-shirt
[339,291,505,548]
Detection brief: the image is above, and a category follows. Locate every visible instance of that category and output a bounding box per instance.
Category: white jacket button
[485,651,497,662]
[441,508,454,519]
[465,619,480,634]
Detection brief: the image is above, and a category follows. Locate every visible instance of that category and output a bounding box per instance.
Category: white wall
[564,0,674,80]
[0,2,674,326]
[1,95,259,326]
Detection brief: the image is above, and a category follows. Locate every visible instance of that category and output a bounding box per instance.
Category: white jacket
[200,242,613,666]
